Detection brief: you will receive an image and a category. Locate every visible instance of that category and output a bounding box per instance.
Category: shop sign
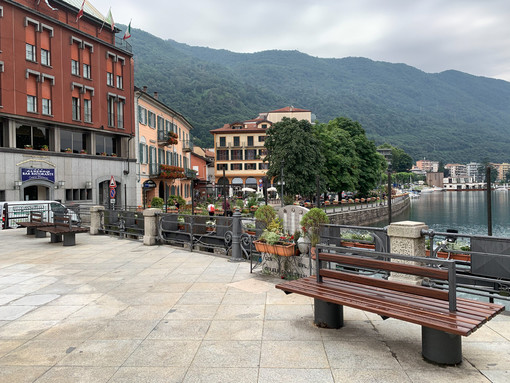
[21,168,55,183]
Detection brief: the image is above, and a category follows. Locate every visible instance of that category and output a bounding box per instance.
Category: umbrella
[267,187,277,192]
[241,187,256,192]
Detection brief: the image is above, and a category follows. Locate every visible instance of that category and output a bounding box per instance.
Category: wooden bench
[17,211,53,237]
[38,215,88,246]
[276,247,505,365]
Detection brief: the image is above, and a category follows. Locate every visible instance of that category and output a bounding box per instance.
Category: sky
[100,0,510,81]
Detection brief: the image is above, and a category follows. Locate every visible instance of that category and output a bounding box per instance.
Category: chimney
[154,92,158,99]
[142,86,147,92]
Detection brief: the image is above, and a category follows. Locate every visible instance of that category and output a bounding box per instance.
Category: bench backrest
[30,211,44,223]
[317,247,457,311]
[53,215,72,229]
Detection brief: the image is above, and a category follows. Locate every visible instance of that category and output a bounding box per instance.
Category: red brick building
[0,0,136,206]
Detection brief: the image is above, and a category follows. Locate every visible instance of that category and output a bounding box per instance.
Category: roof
[59,0,113,27]
[268,106,311,113]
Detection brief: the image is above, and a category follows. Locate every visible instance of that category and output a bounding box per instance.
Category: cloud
[105,0,510,80]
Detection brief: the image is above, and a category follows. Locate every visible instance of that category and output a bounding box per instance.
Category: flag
[123,20,132,40]
[76,0,85,22]
[100,7,114,32]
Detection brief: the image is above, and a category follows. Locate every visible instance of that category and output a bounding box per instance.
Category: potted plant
[254,204,276,230]
[177,215,185,230]
[206,219,216,232]
[300,208,329,256]
[100,152,107,156]
[111,153,117,157]
[253,218,296,257]
[64,148,72,153]
[24,144,33,149]
[244,222,256,236]
[40,145,49,151]
[80,149,87,154]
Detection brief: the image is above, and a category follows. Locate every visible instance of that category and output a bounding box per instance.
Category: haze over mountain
[127,26,510,164]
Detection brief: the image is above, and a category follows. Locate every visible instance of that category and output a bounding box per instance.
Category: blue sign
[110,188,116,199]
[21,168,55,183]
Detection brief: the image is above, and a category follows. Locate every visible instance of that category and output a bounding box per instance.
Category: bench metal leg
[35,229,46,238]
[63,233,76,246]
[314,298,344,329]
[422,326,462,365]
[50,233,62,243]
[26,227,35,235]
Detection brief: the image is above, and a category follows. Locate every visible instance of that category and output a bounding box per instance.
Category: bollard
[230,209,244,262]
[89,206,105,235]
[143,208,161,246]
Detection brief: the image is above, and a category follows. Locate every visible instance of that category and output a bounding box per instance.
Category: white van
[1,201,80,229]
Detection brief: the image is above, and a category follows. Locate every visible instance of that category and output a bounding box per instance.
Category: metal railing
[100,208,145,238]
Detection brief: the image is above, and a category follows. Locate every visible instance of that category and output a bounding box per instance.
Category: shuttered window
[26,74,37,112]
[25,23,36,61]
[82,47,91,79]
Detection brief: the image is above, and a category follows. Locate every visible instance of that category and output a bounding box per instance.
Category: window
[115,58,123,89]
[259,163,269,170]
[16,124,49,149]
[40,27,51,66]
[96,134,116,156]
[117,99,124,128]
[259,148,267,156]
[261,124,268,129]
[0,62,3,106]
[247,136,254,146]
[245,163,257,170]
[60,130,87,153]
[219,137,226,147]
[233,136,240,147]
[106,54,114,86]
[72,97,80,120]
[71,39,80,76]
[258,136,266,142]
[82,44,92,79]
[245,149,257,160]
[84,99,91,123]
[138,106,147,125]
[139,137,148,164]
[148,111,156,128]
[25,21,37,62]
[231,163,242,171]
[217,164,228,171]
[231,150,243,161]
[217,150,229,161]
[41,78,52,115]
[158,148,165,165]
[26,73,38,113]
[107,95,115,126]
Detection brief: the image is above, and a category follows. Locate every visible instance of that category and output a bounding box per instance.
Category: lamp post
[280,159,285,207]
[377,148,393,224]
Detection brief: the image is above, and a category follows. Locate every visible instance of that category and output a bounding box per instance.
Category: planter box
[426,249,471,262]
[245,230,256,236]
[341,241,375,249]
[254,240,295,257]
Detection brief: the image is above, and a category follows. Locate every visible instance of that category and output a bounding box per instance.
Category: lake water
[391,190,510,237]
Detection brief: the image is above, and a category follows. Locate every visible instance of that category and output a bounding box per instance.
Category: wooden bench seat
[276,247,504,364]
[17,211,52,237]
[38,215,88,246]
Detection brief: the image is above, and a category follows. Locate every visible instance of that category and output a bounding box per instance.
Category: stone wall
[327,196,410,226]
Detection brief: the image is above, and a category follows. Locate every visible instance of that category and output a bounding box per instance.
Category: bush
[254,205,276,228]
[150,197,164,208]
[283,195,294,206]
[167,195,185,207]
[300,208,329,247]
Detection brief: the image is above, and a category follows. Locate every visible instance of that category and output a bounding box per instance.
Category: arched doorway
[158,181,165,199]
[245,177,257,191]
[20,179,53,201]
[232,177,243,197]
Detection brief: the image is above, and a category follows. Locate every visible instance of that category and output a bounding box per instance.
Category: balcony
[185,168,197,179]
[182,140,194,152]
[114,37,132,53]
[158,131,178,146]
[148,163,159,177]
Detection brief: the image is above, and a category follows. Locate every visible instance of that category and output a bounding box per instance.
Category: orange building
[135,87,194,207]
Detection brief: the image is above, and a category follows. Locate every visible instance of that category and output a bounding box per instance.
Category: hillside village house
[0,0,136,206]
[210,107,312,196]
[135,87,194,207]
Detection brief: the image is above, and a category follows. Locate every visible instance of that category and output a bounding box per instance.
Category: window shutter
[25,23,36,45]
[71,42,79,61]
[26,75,37,96]
[41,30,50,50]
[41,80,51,99]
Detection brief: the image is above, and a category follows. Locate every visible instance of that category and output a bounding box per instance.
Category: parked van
[0,201,80,229]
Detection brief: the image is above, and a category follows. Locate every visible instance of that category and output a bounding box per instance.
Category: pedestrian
[174,199,180,210]
[223,199,231,217]
[207,202,215,216]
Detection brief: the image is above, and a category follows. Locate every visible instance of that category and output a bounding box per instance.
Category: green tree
[378,143,413,173]
[505,170,510,183]
[264,118,325,197]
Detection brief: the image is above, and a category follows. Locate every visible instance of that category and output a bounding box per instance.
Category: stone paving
[0,228,509,383]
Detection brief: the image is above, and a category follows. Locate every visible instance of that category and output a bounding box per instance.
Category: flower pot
[341,241,375,250]
[245,230,256,236]
[178,224,185,230]
[253,240,295,257]
[206,227,215,232]
[297,236,311,255]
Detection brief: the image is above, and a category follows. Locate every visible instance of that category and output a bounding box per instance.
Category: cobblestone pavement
[0,229,509,383]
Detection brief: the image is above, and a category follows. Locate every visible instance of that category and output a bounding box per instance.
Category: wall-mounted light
[14,180,22,189]
[85,181,92,188]
[57,180,65,189]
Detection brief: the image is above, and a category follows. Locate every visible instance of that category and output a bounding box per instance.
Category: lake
[391,190,510,237]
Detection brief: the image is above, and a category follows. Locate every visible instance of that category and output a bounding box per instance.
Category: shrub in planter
[150,197,164,208]
[300,208,329,247]
[254,205,276,229]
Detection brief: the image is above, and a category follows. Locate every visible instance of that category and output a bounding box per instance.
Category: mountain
[127,26,510,163]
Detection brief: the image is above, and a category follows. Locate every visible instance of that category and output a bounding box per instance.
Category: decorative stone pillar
[143,208,161,246]
[387,220,428,285]
[89,206,105,235]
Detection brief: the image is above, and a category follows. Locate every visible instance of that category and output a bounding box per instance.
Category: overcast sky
[101,0,510,81]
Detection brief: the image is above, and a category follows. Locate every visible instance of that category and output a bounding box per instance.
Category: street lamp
[280,159,285,207]
[377,149,393,224]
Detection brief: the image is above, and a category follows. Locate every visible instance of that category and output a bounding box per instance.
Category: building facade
[135,87,194,207]
[210,107,312,195]
[0,0,136,206]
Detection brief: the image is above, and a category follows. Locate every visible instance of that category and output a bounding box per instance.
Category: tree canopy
[378,143,414,173]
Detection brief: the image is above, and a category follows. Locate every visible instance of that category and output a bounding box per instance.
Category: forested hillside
[127,26,510,163]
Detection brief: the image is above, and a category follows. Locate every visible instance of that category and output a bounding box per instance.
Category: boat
[495,186,508,192]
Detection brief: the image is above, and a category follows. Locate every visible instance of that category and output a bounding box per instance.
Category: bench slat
[319,253,449,280]
[276,277,503,336]
[320,269,449,301]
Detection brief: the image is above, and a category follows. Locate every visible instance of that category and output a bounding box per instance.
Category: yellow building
[135,87,194,207]
[210,107,312,195]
